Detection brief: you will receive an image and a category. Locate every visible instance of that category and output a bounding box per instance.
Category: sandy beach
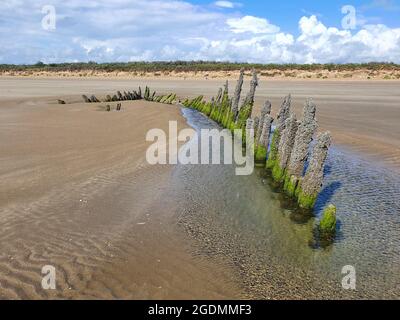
[0,89,242,299]
[1,77,399,170]
[1,77,400,299]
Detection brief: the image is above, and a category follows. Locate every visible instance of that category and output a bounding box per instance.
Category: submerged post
[319,204,337,235]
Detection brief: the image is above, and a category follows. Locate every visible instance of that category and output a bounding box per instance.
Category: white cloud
[0,1,399,64]
[214,1,235,8]
[226,15,280,34]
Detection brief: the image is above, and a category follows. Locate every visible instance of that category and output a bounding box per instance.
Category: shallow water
[171,108,400,299]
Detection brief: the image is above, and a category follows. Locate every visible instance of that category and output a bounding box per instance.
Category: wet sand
[0,95,242,299]
[1,77,399,170]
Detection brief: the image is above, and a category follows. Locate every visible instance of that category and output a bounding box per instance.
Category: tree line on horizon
[1,61,399,72]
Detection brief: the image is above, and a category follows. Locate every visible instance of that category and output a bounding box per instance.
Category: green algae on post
[319,204,337,234]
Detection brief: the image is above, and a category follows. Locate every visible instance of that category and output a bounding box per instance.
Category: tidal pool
[169,108,400,299]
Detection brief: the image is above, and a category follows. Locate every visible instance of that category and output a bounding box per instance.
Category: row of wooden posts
[78,75,337,234]
[181,70,336,234]
[81,86,177,105]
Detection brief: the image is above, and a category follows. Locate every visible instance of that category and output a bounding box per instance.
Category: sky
[0,0,399,64]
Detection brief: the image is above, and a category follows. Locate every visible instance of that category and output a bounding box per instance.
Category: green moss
[255,146,267,166]
[198,101,206,110]
[218,94,231,125]
[221,109,232,128]
[266,157,275,171]
[228,121,236,132]
[284,174,299,197]
[144,86,150,100]
[210,104,220,121]
[266,129,279,169]
[161,94,171,103]
[236,103,252,131]
[165,93,176,104]
[186,96,203,109]
[319,205,337,234]
[297,189,318,209]
[202,103,212,116]
[271,162,285,182]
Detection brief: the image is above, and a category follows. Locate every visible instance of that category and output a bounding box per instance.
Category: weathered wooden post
[116,103,121,111]
[255,114,273,166]
[232,69,244,120]
[216,87,223,103]
[260,101,271,124]
[245,118,255,148]
[144,86,150,100]
[297,131,332,209]
[266,94,291,169]
[284,99,318,196]
[257,101,272,146]
[210,88,222,121]
[219,81,232,126]
[236,70,258,131]
[90,95,100,103]
[254,116,260,142]
[248,69,258,105]
[272,114,299,181]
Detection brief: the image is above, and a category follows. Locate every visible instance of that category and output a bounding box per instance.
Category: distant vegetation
[1,61,399,73]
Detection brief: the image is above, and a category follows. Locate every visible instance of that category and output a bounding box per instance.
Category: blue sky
[0,0,399,64]
[194,0,400,31]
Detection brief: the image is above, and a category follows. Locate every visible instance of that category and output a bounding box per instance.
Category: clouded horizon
[1,0,400,64]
